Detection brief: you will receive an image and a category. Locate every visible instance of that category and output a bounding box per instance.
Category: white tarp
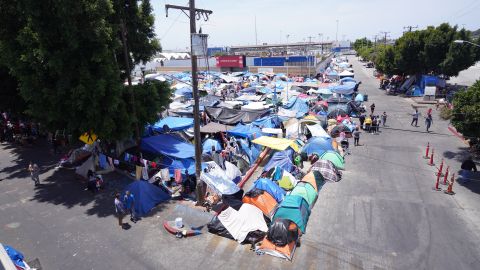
[220,74,241,83]
[225,161,242,183]
[339,70,354,77]
[218,204,268,243]
[200,162,240,195]
[306,124,330,138]
[75,156,95,178]
[278,108,297,118]
[284,118,300,139]
[262,128,282,135]
[241,102,270,111]
[236,94,263,102]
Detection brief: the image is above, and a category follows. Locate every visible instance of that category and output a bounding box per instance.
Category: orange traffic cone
[424,142,430,159]
[442,166,449,185]
[444,173,455,195]
[436,159,444,176]
[433,170,441,191]
[428,149,435,166]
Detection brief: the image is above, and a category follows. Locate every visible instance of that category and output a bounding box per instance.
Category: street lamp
[286,34,290,100]
[454,39,480,48]
[140,66,146,84]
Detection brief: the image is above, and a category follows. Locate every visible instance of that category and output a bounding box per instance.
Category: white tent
[200,161,240,195]
[217,204,268,243]
[339,70,354,78]
[306,124,330,138]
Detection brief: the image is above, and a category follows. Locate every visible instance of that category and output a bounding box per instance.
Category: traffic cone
[444,173,455,195]
[432,170,441,191]
[436,159,444,176]
[428,149,435,166]
[442,166,449,185]
[424,142,430,159]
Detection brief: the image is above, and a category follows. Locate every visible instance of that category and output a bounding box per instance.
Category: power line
[403,25,418,33]
[379,31,390,47]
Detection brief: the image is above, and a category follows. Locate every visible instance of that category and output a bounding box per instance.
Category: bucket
[175,217,183,228]
[363,94,368,102]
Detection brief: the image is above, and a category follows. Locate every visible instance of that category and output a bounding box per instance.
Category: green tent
[273,195,311,233]
[277,170,297,191]
[320,150,345,170]
[290,182,317,208]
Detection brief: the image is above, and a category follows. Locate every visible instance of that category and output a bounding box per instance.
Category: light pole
[286,34,290,100]
[335,19,339,44]
[454,39,480,48]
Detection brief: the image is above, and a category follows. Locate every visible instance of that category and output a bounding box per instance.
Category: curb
[447,125,468,145]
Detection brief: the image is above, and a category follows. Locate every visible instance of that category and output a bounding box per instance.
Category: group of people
[358,111,387,134]
[0,112,39,144]
[114,190,137,229]
[411,109,433,132]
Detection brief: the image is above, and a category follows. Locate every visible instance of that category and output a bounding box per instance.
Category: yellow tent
[303,115,318,122]
[79,132,98,145]
[252,136,300,152]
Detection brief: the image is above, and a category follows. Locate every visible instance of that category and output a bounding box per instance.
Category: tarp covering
[205,106,269,125]
[290,182,317,208]
[200,162,241,195]
[310,159,339,182]
[273,195,311,233]
[253,178,286,203]
[141,134,195,159]
[243,189,278,218]
[321,151,345,170]
[238,139,261,164]
[252,136,300,152]
[202,138,222,154]
[217,204,268,243]
[283,96,309,118]
[306,124,330,138]
[252,115,287,129]
[329,84,355,95]
[301,137,334,156]
[200,122,234,133]
[264,149,294,173]
[228,124,263,140]
[123,180,171,217]
[152,117,194,132]
[175,87,193,99]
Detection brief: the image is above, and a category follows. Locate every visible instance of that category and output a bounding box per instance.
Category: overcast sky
[152,0,480,51]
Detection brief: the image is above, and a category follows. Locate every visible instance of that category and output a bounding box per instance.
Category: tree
[0,0,165,141]
[0,67,25,115]
[451,81,480,140]
[375,45,398,75]
[353,37,372,51]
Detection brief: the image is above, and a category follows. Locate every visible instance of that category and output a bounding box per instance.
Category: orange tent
[243,192,278,219]
[301,171,325,192]
[256,222,300,261]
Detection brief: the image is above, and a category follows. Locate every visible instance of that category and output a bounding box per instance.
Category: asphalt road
[1,57,480,270]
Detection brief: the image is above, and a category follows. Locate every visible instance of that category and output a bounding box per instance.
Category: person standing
[371,117,378,134]
[425,113,433,132]
[114,193,126,227]
[411,109,419,127]
[359,114,366,130]
[370,103,375,114]
[28,162,40,186]
[381,112,387,127]
[123,190,136,223]
[353,127,361,146]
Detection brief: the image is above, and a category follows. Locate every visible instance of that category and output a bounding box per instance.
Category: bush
[440,106,453,120]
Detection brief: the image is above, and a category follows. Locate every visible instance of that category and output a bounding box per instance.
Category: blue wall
[253,56,314,66]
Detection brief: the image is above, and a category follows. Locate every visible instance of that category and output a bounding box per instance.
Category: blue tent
[329,84,355,95]
[227,124,263,140]
[283,96,309,118]
[175,87,193,99]
[123,180,171,217]
[252,178,286,203]
[141,134,195,159]
[238,138,261,164]
[152,117,194,133]
[301,137,334,156]
[264,149,294,173]
[340,77,356,83]
[202,138,222,154]
[252,115,288,129]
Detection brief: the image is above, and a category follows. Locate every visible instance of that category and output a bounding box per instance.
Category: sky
[152,0,480,51]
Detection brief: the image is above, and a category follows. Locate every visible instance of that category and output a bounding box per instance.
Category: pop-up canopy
[252,136,300,152]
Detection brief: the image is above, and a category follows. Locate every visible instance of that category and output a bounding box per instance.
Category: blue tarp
[253,178,286,203]
[264,149,294,173]
[227,124,263,140]
[152,117,194,132]
[340,77,356,83]
[123,180,170,217]
[252,115,288,129]
[5,245,26,269]
[283,96,309,118]
[329,84,355,95]
[301,137,334,156]
[355,93,364,102]
[141,134,195,159]
[238,139,261,164]
[202,138,222,154]
[175,87,193,99]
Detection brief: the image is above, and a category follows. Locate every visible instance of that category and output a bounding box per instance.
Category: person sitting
[461,157,477,172]
[85,170,97,193]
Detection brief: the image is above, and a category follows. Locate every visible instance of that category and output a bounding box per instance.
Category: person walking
[353,127,361,146]
[123,190,136,223]
[371,117,378,134]
[359,114,365,130]
[425,113,433,132]
[381,112,387,127]
[28,162,40,186]
[370,103,376,114]
[411,109,419,127]
[114,192,126,228]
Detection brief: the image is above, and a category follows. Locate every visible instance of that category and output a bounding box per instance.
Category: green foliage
[374,45,398,75]
[357,46,374,61]
[373,23,480,76]
[353,37,372,51]
[130,80,172,126]
[439,106,453,120]
[0,67,25,115]
[0,0,162,141]
[452,80,480,139]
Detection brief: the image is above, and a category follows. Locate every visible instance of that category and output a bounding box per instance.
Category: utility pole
[403,25,418,33]
[380,31,390,47]
[335,19,339,44]
[254,15,258,45]
[165,1,212,205]
[307,36,314,78]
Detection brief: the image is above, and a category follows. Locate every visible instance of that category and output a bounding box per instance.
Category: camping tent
[338,70,354,78]
[277,170,298,191]
[152,117,194,132]
[301,170,325,192]
[252,136,300,152]
[200,162,240,195]
[217,204,268,243]
[253,178,286,203]
[252,115,287,129]
[263,149,294,173]
[123,180,170,217]
[227,124,263,140]
[301,137,334,156]
[243,189,279,218]
[273,195,311,233]
[283,96,309,118]
[141,134,195,159]
[320,151,345,170]
[202,138,222,154]
[310,159,339,182]
[306,124,330,138]
[290,182,317,208]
